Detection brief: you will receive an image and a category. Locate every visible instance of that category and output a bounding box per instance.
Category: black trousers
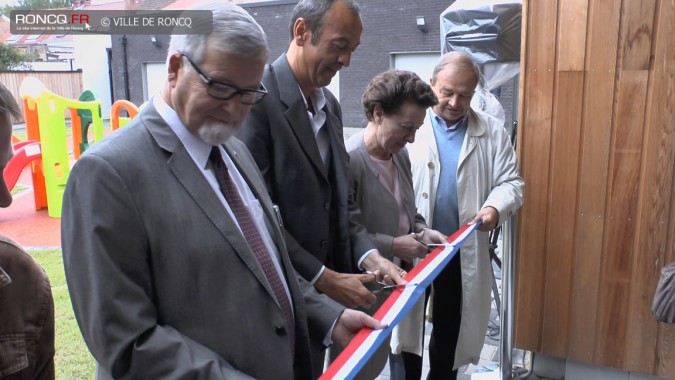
[389,351,424,380]
[427,251,462,380]
[389,285,431,380]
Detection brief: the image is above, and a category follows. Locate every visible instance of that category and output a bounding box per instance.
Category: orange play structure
[6,78,140,218]
[111,100,140,131]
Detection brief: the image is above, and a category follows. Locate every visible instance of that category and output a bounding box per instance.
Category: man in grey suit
[61,4,383,379]
[238,0,405,311]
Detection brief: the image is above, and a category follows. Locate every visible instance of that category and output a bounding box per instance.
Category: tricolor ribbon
[320,221,481,380]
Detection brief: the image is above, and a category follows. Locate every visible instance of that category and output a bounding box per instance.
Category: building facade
[110,0,457,128]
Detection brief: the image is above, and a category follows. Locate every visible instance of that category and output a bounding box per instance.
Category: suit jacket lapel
[392,151,417,231]
[272,56,328,178]
[143,104,230,232]
[422,110,439,161]
[356,136,379,180]
[144,108,274,296]
[357,135,416,231]
[223,142,284,253]
[222,142,297,296]
[458,109,484,168]
[224,141,310,336]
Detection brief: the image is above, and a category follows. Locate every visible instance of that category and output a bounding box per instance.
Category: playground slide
[3,141,42,192]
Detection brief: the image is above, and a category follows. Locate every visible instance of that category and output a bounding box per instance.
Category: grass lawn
[29,249,96,379]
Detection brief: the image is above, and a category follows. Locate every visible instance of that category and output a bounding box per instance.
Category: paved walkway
[374,323,501,380]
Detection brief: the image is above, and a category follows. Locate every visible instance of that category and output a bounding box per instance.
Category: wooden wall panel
[620,1,657,70]
[568,0,621,363]
[516,0,674,375]
[538,0,589,358]
[643,0,675,376]
[514,0,557,350]
[595,70,649,368]
[540,71,584,357]
[557,0,588,71]
[596,0,657,370]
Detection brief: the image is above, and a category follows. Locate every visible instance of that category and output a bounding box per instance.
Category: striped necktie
[209,146,295,350]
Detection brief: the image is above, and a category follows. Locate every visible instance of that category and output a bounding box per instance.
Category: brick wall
[111,0,516,132]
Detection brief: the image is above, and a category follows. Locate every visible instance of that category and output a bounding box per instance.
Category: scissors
[364,270,410,293]
[421,243,454,252]
[367,280,414,294]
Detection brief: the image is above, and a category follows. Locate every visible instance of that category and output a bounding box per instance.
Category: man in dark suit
[239,0,405,311]
[61,3,383,379]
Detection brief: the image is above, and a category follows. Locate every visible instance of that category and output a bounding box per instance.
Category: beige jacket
[400,108,524,368]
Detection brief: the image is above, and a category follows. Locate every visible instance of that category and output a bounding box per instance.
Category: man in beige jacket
[403,52,524,379]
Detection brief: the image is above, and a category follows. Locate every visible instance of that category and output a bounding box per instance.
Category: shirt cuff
[357,249,377,271]
[310,265,326,285]
[323,311,342,347]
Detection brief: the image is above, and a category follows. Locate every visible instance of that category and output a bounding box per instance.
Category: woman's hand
[416,228,447,245]
[392,234,428,263]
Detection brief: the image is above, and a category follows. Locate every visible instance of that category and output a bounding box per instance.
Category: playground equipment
[110,99,140,131]
[19,93,48,211]
[9,78,142,218]
[70,90,101,159]
[3,141,42,193]
[19,77,104,218]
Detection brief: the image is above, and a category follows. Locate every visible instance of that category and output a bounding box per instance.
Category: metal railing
[499,214,517,379]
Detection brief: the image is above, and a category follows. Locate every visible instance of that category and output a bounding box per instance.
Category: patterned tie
[209,146,295,350]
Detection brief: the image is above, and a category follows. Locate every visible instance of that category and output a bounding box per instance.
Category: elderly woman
[342,69,447,379]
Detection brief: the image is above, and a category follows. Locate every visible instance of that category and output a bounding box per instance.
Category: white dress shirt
[153,96,293,305]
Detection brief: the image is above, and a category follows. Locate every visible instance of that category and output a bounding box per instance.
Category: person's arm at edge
[298,274,386,350]
[473,118,524,230]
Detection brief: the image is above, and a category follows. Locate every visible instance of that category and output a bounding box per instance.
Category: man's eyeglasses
[180,53,267,105]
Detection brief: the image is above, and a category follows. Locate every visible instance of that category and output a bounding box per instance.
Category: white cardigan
[392,108,524,368]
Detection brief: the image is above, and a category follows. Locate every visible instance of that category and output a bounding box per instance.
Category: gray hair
[168,2,268,66]
[0,83,21,120]
[289,0,360,45]
[431,51,484,88]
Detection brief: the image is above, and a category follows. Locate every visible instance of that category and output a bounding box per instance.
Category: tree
[0,43,32,70]
[13,0,71,10]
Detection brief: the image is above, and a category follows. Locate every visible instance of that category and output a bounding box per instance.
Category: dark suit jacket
[238,54,374,280]
[61,103,341,379]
